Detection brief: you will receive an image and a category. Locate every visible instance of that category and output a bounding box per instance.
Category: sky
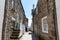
[21,0,38,27]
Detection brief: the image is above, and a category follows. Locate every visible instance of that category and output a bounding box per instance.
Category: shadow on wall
[28,31,39,40]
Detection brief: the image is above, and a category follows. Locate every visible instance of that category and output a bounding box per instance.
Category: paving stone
[20,31,39,40]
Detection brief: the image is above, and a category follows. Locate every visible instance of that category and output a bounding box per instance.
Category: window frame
[41,16,48,33]
[12,0,15,10]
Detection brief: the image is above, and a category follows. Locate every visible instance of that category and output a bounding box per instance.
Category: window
[42,16,48,33]
[11,17,16,29]
[11,21,15,29]
[36,7,38,14]
[12,0,15,10]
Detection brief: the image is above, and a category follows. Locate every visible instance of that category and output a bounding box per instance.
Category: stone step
[11,33,19,36]
[13,28,20,31]
[12,31,20,33]
[10,36,18,39]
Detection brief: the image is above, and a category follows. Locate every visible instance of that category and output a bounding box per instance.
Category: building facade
[32,0,58,40]
[25,18,28,32]
[0,0,5,40]
[2,0,26,40]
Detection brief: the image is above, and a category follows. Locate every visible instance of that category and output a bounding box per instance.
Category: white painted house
[0,0,5,40]
[55,0,60,40]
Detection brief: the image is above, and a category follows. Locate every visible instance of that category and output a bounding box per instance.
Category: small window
[42,16,48,33]
[36,7,38,14]
[11,21,15,28]
[12,0,15,10]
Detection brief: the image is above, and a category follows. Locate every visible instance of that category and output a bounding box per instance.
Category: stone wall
[33,0,57,40]
[2,0,25,40]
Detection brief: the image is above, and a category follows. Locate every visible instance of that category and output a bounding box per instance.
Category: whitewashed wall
[55,0,60,40]
[19,23,25,38]
[0,0,5,40]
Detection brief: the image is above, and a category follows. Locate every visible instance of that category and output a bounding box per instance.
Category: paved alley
[20,31,39,40]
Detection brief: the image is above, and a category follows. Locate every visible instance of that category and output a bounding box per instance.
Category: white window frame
[12,17,16,21]
[12,0,14,9]
[41,16,48,33]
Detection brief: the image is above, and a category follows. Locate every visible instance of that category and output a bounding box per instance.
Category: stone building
[32,0,58,40]
[2,0,26,40]
[25,18,28,32]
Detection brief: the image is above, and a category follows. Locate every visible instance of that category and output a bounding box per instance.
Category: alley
[20,31,39,40]
[0,0,59,40]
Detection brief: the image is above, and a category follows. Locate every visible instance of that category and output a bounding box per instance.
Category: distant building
[2,0,26,40]
[32,0,58,40]
[30,22,33,32]
[31,4,38,33]
[25,18,28,32]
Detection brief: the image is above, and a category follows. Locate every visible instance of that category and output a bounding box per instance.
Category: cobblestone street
[20,31,39,40]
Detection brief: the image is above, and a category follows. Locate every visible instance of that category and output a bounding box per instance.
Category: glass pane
[12,0,15,10]
[43,17,48,32]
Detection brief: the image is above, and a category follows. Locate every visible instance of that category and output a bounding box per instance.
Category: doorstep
[18,33,24,39]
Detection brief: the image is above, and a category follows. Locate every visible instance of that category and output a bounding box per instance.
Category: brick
[33,0,57,40]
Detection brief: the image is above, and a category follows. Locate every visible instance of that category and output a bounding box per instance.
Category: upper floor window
[12,0,15,10]
[36,7,38,14]
[41,16,48,33]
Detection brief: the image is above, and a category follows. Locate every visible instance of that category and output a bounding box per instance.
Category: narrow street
[1,0,60,40]
[20,31,39,40]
